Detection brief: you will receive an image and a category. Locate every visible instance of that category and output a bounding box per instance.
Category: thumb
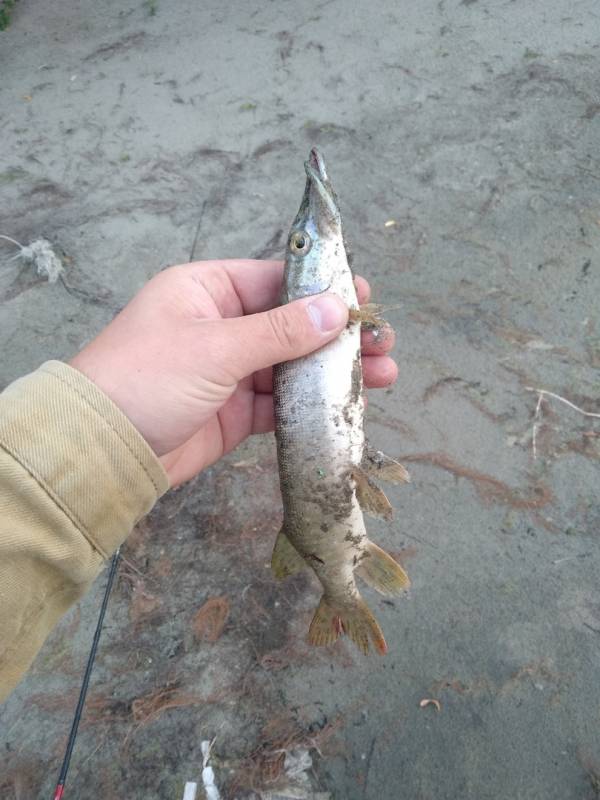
[218,292,349,380]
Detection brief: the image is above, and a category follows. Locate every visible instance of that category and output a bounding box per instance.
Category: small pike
[272,149,410,655]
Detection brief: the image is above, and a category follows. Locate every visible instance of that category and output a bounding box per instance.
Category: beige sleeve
[0,361,169,701]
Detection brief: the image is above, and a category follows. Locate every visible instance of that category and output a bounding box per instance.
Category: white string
[0,234,64,282]
[527,387,600,460]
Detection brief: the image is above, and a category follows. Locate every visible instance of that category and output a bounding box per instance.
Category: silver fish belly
[272,148,410,655]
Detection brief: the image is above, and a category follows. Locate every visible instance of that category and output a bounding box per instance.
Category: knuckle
[267,307,298,351]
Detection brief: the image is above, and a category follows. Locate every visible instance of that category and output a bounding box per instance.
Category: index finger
[185,259,284,316]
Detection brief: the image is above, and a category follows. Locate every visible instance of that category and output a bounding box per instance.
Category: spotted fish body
[272,149,410,655]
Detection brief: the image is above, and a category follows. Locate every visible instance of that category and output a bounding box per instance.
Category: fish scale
[272,148,411,655]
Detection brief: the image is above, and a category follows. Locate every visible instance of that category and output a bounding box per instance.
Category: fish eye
[289,230,312,255]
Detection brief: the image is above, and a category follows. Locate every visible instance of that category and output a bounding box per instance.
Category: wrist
[69,350,161,455]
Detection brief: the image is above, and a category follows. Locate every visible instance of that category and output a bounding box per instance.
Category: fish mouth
[307,147,329,182]
[302,147,341,230]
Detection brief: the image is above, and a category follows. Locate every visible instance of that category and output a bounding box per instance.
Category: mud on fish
[272,148,410,655]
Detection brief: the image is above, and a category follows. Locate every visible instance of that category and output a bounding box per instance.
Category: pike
[272,148,410,655]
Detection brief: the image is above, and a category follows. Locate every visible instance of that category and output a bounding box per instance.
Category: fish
[272,148,411,655]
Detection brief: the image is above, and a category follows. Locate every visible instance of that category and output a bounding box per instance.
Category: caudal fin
[308,595,387,655]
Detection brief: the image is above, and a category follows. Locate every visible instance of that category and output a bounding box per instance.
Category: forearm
[0,362,168,701]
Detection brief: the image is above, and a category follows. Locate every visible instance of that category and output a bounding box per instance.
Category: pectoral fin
[356,540,410,596]
[271,527,306,579]
[353,467,393,520]
[348,303,384,328]
[362,444,410,484]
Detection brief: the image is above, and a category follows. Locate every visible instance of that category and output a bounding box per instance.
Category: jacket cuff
[0,361,169,558]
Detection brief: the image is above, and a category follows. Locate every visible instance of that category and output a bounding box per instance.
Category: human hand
[70,260,398,487]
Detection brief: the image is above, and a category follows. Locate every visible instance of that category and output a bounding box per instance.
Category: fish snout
[304,148,341,231]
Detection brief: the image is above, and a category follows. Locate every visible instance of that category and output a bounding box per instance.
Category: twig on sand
[526,387,600,460]
[362,736,377,800]
[531,391,544,461]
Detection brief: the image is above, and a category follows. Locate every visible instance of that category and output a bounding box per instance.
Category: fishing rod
[52,547,121,800]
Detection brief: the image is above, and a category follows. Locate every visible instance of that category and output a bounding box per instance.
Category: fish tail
[308,595,388,655]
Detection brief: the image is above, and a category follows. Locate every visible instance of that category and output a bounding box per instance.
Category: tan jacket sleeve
[0,361,169,702]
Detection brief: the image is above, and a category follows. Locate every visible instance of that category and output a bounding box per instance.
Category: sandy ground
[1,1,600,797]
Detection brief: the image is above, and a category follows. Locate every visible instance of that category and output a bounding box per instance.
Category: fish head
[283,148,353,302]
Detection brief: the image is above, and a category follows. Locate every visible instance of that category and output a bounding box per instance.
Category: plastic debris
[201,739,221,800]
[182,782,197,800]
[262,749,332,800]
[282,749,313,780]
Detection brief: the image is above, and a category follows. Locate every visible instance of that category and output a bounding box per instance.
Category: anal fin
[308,595,387,655]
[271,526,306,579]
[362,443,410,485]
[356,540,410,596]
[353,467,393,520]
